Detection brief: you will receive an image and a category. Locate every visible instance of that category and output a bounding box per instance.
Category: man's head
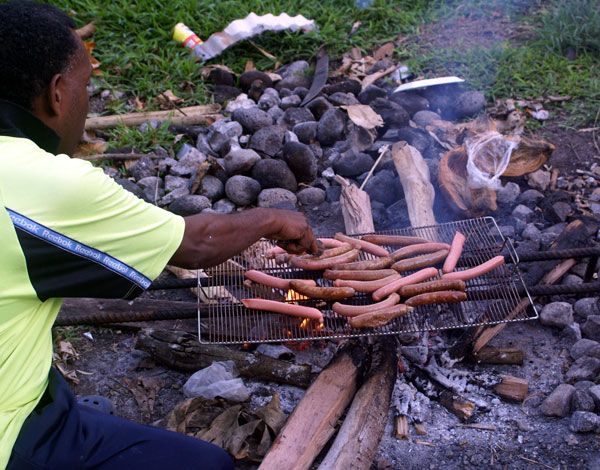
[0,1,92,155]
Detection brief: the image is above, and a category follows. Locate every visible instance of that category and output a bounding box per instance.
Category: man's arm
[169,208,318,269]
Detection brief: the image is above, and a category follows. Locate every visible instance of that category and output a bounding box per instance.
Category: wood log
[258,342,368,470]
[318,339,397,470]
[470,347,523,365]
[85,104,222,130]
[395,415,409,440]
[134,328,314,388]
[494,375,529,402]
[392,141,437,227]
[334,175,374,235]
[75,21,96,39]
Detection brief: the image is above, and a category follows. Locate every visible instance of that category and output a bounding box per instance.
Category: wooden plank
[258,343,366,470]
[494,375,529,402]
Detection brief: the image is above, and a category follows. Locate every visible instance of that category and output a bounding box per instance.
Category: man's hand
[264,209,319,255]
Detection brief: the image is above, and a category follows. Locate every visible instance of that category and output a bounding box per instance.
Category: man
[0,2,318,469]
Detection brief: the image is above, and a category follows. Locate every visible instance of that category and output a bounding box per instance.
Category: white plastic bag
[465,131,519,190]
[183,360,250,402]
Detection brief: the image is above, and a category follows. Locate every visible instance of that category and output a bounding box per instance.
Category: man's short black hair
[0,1,79,110]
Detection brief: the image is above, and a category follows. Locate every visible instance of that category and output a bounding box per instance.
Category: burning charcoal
[571,339,600,360]
[197,175,224,201]
[412,110,440,127]
[224,175,261,206]
[574,298,600,319]
[369,97,409,132]
[225,93,256,113]
[317,109,346,146]
[527,169,552,191]
[213,198,235,214]
[276,60,310,79]
[206,68,234,87]
[276,74,312,92]
[540,384,575,417]
[328,92,359,106]
[281,95,302,109]
[571,389,596,412]
[239,70,273,93]
[569,411,600,433]
[280,107,316,128]
[322,79,361,96]
[231,107,273,133]
[582,316,600,342]
[358,85,388,104]
[497,182,521,205]
[540,302,574,329]
[282,142,318,183]
[297,187,325,207]
[306,97,334,120]
[390,92,430,116]
[249,125,286,157]
[452,91,486,119]
[292,87,309,100]
[566,356,600,382]
[168,195,211,216]
[251,159,297,192]
[363,170,402,206]
[332,148,375,177]
[209,85,242,104]
[292,121,318,144]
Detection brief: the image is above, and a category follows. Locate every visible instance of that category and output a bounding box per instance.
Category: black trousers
[8,368,234,470]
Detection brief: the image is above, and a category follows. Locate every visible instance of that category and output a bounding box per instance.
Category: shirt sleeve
[2,143,185,300]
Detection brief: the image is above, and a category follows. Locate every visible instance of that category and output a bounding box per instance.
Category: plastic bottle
[172,23,203,56]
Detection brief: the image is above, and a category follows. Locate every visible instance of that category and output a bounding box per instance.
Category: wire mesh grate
[198,217,537,344]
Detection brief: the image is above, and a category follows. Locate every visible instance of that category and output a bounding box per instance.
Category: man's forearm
[168,208,316,269]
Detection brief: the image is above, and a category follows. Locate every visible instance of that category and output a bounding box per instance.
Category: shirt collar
[0,100,61,154]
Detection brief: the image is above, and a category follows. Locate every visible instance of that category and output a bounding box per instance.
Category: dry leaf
[201,64,236,81]
[244,61,255,72]
[350,47,362,60]
[123,375,163,414]
[248,39,276,60]
[157,90,183,108]
[265,72,282,82]
[74,140,108,158]
[361,64,401,90]
[84,41,102,75]
[133,96,147,111]
[374,42,395,61]
[341,104,384,129]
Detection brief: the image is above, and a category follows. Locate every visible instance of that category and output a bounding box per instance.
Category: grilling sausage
[442,231,466,274]
[349,304,413,328]
[405,290,467,307]
[372,267,438,301]
[318,238,347,248]
[323,269,397,281]
[360,235,432,246]
[290,249,360,270]
[332,293,400,317]
[333,274,402,293]
[391,249,449,272]
[441,255,505,281]
[399,279,466,297]
[334,233,390,257]
[244,270,317,290]
[295,243,353,261]
[334,256,392,270]
[390,242,451,261]
[242,298,323,322]
[289,280,355,300]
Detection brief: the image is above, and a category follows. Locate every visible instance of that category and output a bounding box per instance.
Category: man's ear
[45,73,63,117]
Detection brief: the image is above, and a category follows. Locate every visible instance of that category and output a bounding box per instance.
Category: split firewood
[334,175,375,235]
[318,339,396,470]
[392,141,437,228]
[258,342,368,470]
[394,415,409,440]
[493,375,529,402]
[134,328,314,388]
[470,347,523,365]
[85,104,222,130]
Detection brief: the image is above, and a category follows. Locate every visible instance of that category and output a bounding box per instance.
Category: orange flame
[285,289,309,302]
[299,319,309,328]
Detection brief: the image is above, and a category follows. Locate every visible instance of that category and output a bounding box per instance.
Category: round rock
[277,60,310,79]
[569,411,600,433]
[231,107,272,133]
[571,339,600,360]
[497,182,521,205]
[224,149,261,175]
[571,389,596,412]
[292,121,318,144]
[540,384,575,417]
[392,127,432,155]
[224,175,261,206]
[412,110,441,127]
[251,159,297,192]
[239,70,273,92]
[453,91,486,119]
[390,92,430,116]
[363,169,402,206]
[540,301,574,329]
[282,142,317,183]
[582,315,600,341]
[306,97,333,120]
[358,85,388,104]
[317,109,346,146]
[213,198,236,214]
[574,298,600,319]
[328,92,360,106]
[332,149,375,177]
[257,188,297,208]
[197,174,224,201]
[369,97,410,131]
[566,356,600,382]
[322,79,361,96]
[297,187,326,207]
[280,107,315,128]
[168,195,211,216]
